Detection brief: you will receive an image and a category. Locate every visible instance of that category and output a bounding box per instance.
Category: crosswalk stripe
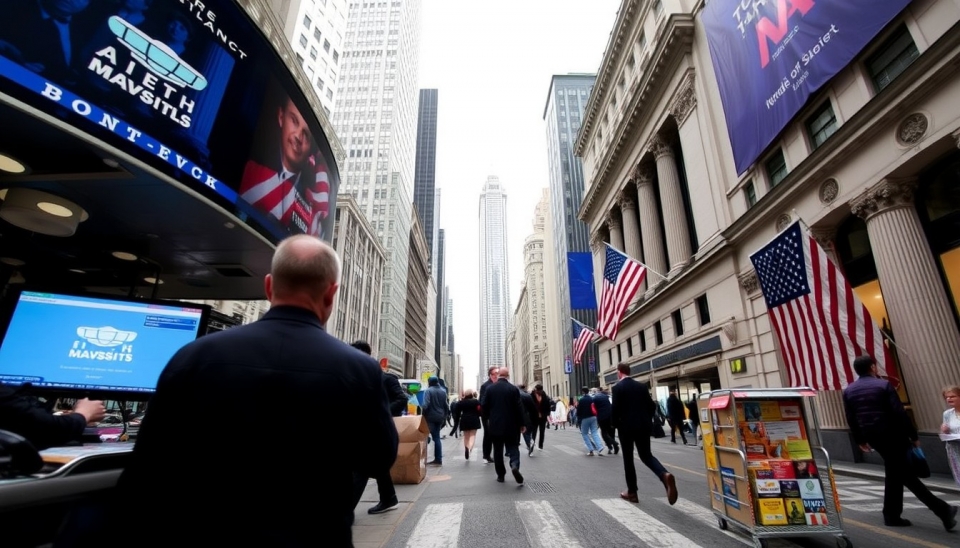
[516,501,582,548]
[405,503,463,548]
[593,498,703,547]
[666,498,803,547]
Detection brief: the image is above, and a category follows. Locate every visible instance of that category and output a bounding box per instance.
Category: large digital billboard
[702,0,911,175]
[0,0,339,242]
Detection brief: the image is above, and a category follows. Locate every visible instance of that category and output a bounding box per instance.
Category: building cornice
[578,14,696,224]
[237,0,345,164]
[722,26,960,248]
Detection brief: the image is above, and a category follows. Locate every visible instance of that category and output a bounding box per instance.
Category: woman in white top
[941,385,960,487]
[552,400,567,430]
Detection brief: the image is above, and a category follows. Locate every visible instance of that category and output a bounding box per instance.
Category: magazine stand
[698,388,850,548]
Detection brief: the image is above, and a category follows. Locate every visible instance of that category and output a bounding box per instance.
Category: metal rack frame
[700,388,852,548]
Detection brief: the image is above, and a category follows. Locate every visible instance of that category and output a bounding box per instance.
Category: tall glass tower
[479,175,510,372]
[331,0,422,371]
[544,74,598,391]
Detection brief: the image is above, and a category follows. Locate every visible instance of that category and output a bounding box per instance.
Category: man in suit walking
[113,235,398,546]
[611,363,678,505]
[481,368,528,484]
[843,355,957,530]
[478,365,498,463]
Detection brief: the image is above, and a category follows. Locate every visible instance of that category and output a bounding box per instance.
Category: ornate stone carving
[606,211,622,231]
[776,214,792,232]
[897,113,928,145]
[590,232,606,252]
[634,164,655,186]
[850,178,918,220]
[819,178,839,205]
[617,192,637,211]
[670,73,697,125]
[648,135,674,160]
[721,320,737,344]
[810,227,837,251]
[738,270,759,294]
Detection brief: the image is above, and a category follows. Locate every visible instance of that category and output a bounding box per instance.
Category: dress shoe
[941,506,958,531]
[368,499,399,514]
[662,473,678,505]
[620,491,639,503]
[496,476,505,483]
[883,518,912,527]
[427,460,442,466]
[614,445,620,455]
[483,457,493,464]
[528,445,535,457]
[465,448,470,460]
[587,451,595,456]
[511,464,524,485]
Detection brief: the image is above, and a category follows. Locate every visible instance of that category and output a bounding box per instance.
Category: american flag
[749,221,895,390]
[597,244,646,340]
[572,319,595,365]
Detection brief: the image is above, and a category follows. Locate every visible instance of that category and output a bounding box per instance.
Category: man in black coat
[481,368,528,484]
[843,355,957,530]
[477,365,498,463]
[350,340,407,515]
[666,389,688,445]
[531,384,552,450]
[611,363,677,505]
[0,385,106,450]
[112,235,398,546]
[517,384,539,457]
[594,387,619,455]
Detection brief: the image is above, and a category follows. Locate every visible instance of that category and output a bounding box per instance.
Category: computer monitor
[0,289,211,400]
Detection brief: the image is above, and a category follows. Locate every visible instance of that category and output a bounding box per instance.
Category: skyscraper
[330,0,423,371]
[414,89,439,276]
[435,228,447,362]
[479,175,510,371]
[543,74,598,392]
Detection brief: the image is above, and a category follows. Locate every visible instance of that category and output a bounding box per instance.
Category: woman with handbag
[940,385,960,487]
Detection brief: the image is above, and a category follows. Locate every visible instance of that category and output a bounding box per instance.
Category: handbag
[907,446,931,478]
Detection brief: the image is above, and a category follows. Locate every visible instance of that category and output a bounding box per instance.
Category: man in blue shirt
[843,355,957,530]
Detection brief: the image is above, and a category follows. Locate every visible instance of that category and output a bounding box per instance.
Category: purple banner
[702,0,911,175]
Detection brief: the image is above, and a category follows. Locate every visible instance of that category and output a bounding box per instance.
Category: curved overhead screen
[0,0,339,243]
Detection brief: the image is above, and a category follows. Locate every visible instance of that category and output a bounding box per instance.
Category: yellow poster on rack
[703,431,717,469]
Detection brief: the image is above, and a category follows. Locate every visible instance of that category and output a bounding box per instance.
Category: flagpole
[604,242,667,281]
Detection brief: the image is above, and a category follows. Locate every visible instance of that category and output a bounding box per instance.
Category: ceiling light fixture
[111,251,138,261]
[0,153,28,174]
[0,257,25,267]
[103,158,120,169]
[224,221,236,229]
[0,188,88,236]
[68,268,85,274]
[144,276,163,285]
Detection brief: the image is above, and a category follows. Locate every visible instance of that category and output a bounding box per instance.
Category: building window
[626,337,633,357]
[696,294,711,326]
[309,47,318,60]
[744,181,757,208]
[807,101,838,149]
[314,28,322,41]
[608,349,613,367]
[303,15,312,28]
[867,25,920,92]
[299,34,308,47]
[654,0,663,17]
[324,39,331,53]
[333,50,340,64]
[672,310,684,337]
[654,322,663,346]
[765,149,788,188]
[638,32,646,52]
[616,345,622,363]
[639,329,646,352]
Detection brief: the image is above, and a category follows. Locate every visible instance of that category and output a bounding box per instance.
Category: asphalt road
[354,427,960,548]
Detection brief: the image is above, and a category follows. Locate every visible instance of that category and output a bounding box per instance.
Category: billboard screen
[702,0,911,175]
[0,0,339,242]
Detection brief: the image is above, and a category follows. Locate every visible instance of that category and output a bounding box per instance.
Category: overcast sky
[418,0,621,390]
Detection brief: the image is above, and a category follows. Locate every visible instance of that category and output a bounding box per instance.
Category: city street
[354,428,960,548]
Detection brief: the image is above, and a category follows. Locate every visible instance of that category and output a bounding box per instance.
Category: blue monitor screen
[0,291,207,395]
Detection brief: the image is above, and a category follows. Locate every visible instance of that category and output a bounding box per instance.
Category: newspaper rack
[698,388,851,548]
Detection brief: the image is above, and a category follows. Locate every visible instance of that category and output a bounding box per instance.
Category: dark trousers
[598,417,619,450]
[352,468,398,509]
[530,418,548,449]
[490,435,520,479]
[482,417,492,460]
[669,419,687,444]
[620,430,668,494]
[869,437,950,520]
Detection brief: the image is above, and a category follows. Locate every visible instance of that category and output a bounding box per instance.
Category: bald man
[109,235,398,546]
[481,367,529,485]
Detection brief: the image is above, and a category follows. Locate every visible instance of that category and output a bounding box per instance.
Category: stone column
[850,178,960,432]
[649,135,693,276]
[635,165,668,293]
[607,211,624,251]
[618,193,646,294]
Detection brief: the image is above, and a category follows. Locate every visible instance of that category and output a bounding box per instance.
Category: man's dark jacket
[478,378,495,406]
[422,384,449,423]
[666,394,686,425]
[0,384,86,450]
[519,390,539,429]
[593,392,613,421]
[481,379,528,443]
[383,373,407,417]
[116,306,398,546]
[843,375,916,445]
[576,394,595,419]
[532,389,551,419]
[612,377,656,436]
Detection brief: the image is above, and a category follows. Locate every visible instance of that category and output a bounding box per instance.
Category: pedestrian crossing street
[833,479,960,513]
[401,496,805,548]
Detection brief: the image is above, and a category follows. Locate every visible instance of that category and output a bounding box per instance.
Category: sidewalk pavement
[830,460,960,495]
